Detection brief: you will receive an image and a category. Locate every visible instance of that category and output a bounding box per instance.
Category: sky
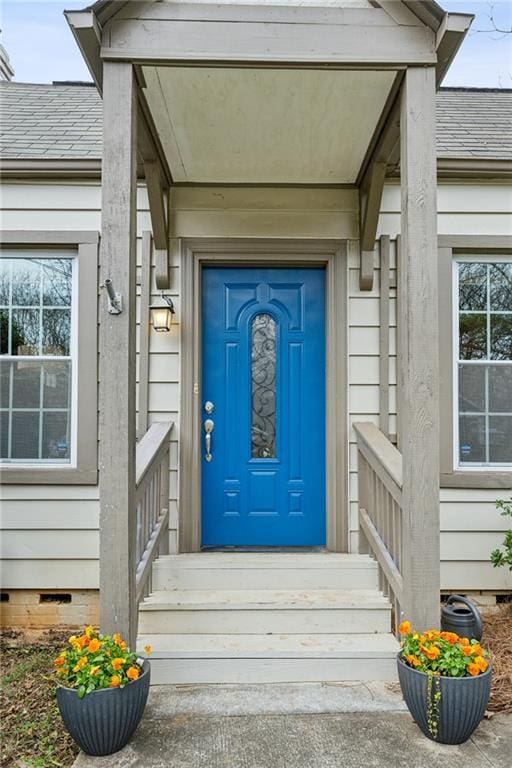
[0,0,511,88]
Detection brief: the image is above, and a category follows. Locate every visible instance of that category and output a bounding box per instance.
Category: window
[454,259,512,468]
[251,313,277,459]
[0,232,98,484]
[0,253,75,463]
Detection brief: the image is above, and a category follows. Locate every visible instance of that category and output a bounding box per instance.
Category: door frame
[179,238,348,553]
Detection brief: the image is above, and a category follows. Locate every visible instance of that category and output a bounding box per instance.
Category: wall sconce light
[150,292,175,332]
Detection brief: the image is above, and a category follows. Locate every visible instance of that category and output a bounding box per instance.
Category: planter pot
[56,660,150,756]
[397,656,491,745]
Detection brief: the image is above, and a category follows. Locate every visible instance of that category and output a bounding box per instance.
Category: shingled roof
[1,81,511,162]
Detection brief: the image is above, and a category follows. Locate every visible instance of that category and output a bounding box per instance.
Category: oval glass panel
[251,313,276,459]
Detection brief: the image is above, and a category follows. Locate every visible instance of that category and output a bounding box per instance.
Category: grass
[0,631,78,768]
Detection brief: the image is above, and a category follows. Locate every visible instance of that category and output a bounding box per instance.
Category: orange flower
[467,662,480,677]
[441,631,459,645]
[459,637,470,646]
[77,635,89,649]
[126,666,140,681]
[144,645,152,656]
[89,665,100,676]
[399,621,411,635]
[475,656,488,673]
[424,646,440,661]
[461,645,474,657]
[471,644,483,656]
[109,675,121,688]
[54,657,65,667]
[111,657,124,671]
[406,654,421,668]
[87,638,101,654]
[113,633,123,646]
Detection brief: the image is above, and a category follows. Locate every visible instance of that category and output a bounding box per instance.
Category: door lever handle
[204,418,214,462]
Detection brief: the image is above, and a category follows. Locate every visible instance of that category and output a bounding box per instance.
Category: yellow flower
[126,666,139,681]
[399,621,411,635]
[113,633,123,646]
[144,645,152,656]
[84,625,95,638]
[73,657,87,672]
[475,656,488,673]
[89,666,100,676]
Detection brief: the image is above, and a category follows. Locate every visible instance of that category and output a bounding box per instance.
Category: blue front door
[201,267,326,547]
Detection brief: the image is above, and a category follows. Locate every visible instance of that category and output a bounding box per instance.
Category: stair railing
[135,421,173,604]
[354,421,404,634]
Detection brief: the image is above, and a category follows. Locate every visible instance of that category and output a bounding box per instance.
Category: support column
[399,66,440,631]
[99,62,138,650]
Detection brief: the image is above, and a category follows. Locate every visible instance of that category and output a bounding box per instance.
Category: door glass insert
[251,313,276,458]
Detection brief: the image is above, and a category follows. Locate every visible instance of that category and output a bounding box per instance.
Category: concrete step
[137,633,400,684]
[138,588,391,634]
[152,553,379,591]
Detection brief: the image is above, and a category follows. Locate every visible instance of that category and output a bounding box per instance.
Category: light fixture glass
[150,293,175,332]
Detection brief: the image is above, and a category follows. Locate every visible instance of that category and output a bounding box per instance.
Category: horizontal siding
[0,180,178,589]
[371,184,512,592]
[1,178,511,596]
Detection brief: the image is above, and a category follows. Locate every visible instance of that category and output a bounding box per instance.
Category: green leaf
[77,685,86,699]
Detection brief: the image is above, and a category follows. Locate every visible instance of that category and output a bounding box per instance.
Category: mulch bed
[482,604,512,714]
[0,630,79,768]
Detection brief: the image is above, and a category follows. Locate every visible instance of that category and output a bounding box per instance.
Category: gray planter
[56,660,150,756]
[397,655,491,745]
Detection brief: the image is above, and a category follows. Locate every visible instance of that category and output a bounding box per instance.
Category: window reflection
[0,255,73,462]
[457,261,512,466]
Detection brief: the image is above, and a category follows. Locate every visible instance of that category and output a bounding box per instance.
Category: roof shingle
[1,81,511,161]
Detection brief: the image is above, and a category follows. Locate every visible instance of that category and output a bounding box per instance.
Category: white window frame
[1,250,78,467]
[452,254,512,472]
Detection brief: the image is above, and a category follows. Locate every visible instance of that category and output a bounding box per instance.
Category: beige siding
[0,180,178,587]
[1,178,511,594]
[376,183,512,592]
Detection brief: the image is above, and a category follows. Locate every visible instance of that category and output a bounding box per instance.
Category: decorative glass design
[457,261,512,465]
[251,313,276,458]
[0,256,73,462]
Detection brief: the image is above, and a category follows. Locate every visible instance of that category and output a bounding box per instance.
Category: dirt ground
[0,630,78,768]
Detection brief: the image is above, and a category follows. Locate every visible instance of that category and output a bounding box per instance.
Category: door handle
[204,418,214,462]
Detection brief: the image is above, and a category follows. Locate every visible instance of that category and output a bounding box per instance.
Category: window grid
[456,259,512,468]
[0,254,75,464]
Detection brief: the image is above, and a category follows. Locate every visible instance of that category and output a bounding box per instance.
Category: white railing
[135,421,173,604]
[354,421,404,634]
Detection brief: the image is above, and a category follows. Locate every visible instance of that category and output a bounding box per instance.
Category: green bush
[490,498,512,571]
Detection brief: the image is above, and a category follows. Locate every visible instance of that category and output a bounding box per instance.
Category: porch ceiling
[141,66,397,184]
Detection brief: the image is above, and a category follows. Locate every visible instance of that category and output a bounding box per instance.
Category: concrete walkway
[74,683,511,768]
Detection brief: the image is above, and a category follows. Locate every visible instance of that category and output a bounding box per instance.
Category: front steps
[138,553,399,684]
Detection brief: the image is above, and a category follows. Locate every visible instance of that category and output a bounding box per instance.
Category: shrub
[491,498,512,572]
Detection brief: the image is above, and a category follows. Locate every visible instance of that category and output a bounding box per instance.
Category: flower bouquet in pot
[54,626,151,756]
[397,620,491,745]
